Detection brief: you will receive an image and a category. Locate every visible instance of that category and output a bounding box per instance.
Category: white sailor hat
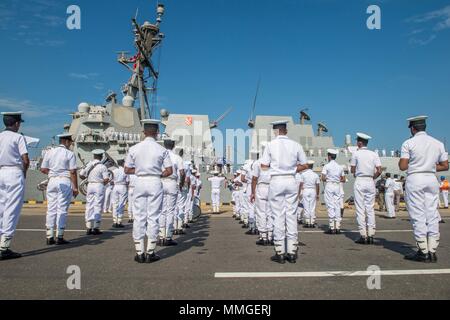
[1,111,24,122]
[56,133,73,140]
[141,119,161,125]
[407,115,428,128]
[327,148,338,155]
[356,132,372,141]
[212,170,219,175]
[307,160,315,165]
[270,120,289,127]
[92,149,105,155]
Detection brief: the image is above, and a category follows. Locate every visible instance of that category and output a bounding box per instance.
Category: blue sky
[1,0,449,158]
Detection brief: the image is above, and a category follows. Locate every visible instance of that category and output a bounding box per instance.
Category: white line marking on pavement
[16,228,128,233]
[299,229,412,233]
[214,269,450,278]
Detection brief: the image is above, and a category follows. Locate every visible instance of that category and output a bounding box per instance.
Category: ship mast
[118,3,165,119]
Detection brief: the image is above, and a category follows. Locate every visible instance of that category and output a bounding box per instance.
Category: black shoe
[439,220,445,224]
[177,229,186,235]
[311,224,317,228]
[270,254,286,264]
[242,224,249,229]
[256,239,269,246]
[245,229,254,235]
[303,224,310,228]
[56,238,70,245]
[0,249,22,261]
[269,240,274,246]
[355,236,368,244]
[92,228,103,235]
[145,252,161,263]
[238,220,244,224]
[428,252,438,263]
[173,230,179,235]
[46,237,56,245]
[86,229,93,235]
[405,250,430,263]
[367,236,374,245]
[184,224,191,229]
[128,219,134,223]
[157,239,163,246]
[163,239,178,246]
[286,253,297,264]
[325,229,336,235]
[134,253,146,263]
[116,223,125,228]
[188,220,194,223]
[235,217,241,221]
[112,223,118,228]
[335,229,341,234]
[298,220,303,225]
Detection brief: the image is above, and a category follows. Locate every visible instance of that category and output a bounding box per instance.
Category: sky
[0,0,449,158]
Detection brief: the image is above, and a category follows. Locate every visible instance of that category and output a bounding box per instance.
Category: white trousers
[385,192,395,218]
[211,188,220,208]
[238,189,245,221]
[324,183,342,225]
[112,185,128,221]
[85,183,105,224]
[176,189,187,229]
[128,186,135,219]
[0,168,25,241]
[441,190,449,208]
[160,179,178,239]
[301,188,317,223]
[184,190,193,222]
[45,177,72,232]
[255,184,273,233]
[232,190,239,215]
[405,174,440,240]
[104,185,113,213]
[354,177,376,236]
[133,176,163,241]
[269,176,298,255]
[243,187,255,227]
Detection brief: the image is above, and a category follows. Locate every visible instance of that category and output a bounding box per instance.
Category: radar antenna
[300,108,311,124]
[248,77,261,128]
[210,107,233,129]
[317,122,329,136]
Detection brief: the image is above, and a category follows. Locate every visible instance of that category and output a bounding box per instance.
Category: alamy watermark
[66,265,81,290]
[67,5,81,30]
[366,265,381,290]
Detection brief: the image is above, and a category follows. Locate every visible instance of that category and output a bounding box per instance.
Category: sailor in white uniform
[399,115,448,262]
[40,133,78,245]
[127,173,137,223]
[231,171,242,219]
[174,160,190,235]
[384,173,396,218]
[194,171,202,207]
[159,137,184,246]
[111,159,128,228]
[208,171,225,213]
[298,160,320,228]
[124,119,173,263]
[0,112,29,260]
[251,143,274,245]
[237,168,248,226]
[185,168,197,226]
[80,149,110,235]
[103,172,114,215]
[321,149,345,234]
[260,120,308,264]
[350,133,382,244]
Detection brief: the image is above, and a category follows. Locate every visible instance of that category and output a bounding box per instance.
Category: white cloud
[69,73,100,80]
[406,5,450,46]
[0,95,71,118]
[93,83,105,91]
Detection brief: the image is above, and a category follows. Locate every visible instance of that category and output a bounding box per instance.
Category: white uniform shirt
[350,147,382,177]
[243,161,255,184]
[165,150,183,180]
[299,169,320,189]
[321,160,344,183]
[128,174,137,188]
[394,180,403,192]
[260,135,307,176]
[208,176,224,189]
[80,159,109,183]
[252,159,271,184]
[125,137,172,176]
[401,131,448,175]
[385,178,395,194]
[40,145,77,178]
[112,166,128,185]
[0,130,28,168]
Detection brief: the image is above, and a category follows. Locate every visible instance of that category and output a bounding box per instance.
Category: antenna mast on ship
[117,3,165,119]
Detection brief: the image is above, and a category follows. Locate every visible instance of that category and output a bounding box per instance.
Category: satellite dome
[78,102,90,113]
[160,108,169,118]
[122,96,135,107]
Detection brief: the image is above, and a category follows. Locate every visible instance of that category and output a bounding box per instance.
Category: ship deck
[1,204,450,299]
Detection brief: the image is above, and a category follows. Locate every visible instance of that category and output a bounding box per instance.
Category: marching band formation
[0,112,448,265]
